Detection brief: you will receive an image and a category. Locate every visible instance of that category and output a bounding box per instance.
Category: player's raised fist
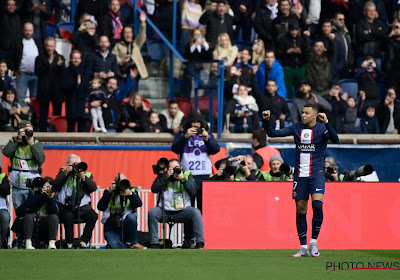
[318,113,328,123]
[262,110,271,120]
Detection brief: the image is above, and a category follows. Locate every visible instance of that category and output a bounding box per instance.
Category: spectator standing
[383,21,400,91]
[0,0,22,60]
[86,35,118,79]
[322,84,347,133]
[360,105,380,134]
[8,22,43,107]
[212,33,238,68]
[254,0,279,50]
[264,79,290,129]
[61,50,91,132]
[119,92,150,133]
[87,76,108,133]
[34,37,65,132]
[19,0,51,42]
[354,56,382,108]
[181,0,206,54]
[376,87,400,134]
[70,14,99,61]
[160,99,186,134]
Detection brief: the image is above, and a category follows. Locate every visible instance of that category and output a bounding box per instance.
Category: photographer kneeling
[148,159,205,249]
[97,173,146,249]
[53,154,98,249]
[12,177,58,249]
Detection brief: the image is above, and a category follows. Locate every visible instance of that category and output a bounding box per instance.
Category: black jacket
[0,174,10,198]
[61,63,91,121]
[34,52,65,103]
[277,33,305,68]
[98,11,131,47]
[322,94,347,134]
[85,48,118,78]
[119,104,148,132]
[272,13,303,45]
[70,30,99,60]
[264,93,290,129]
[199,10,239,48]
[0,10,23,52]
[19,0,51,39]
[355,18,387,58]
[7,37,44,73]
[376,102,400,134]
[254,4,275,50]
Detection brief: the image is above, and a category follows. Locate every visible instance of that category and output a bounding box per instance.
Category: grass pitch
[1,249,399,280]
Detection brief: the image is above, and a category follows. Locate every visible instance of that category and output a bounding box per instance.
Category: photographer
[209,160,235,181]
[260,155,293,182]
[215,155,264,181]
[171,111,220,213]
[97,173,146,249]
[148,159,205,249]
[12,177,58,249]
[325,157,344,182]
[2,120,45,209]
[52,154,98,249]
[0,169,11,248]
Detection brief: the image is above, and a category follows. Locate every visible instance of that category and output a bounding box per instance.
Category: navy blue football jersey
[265,121,339,178]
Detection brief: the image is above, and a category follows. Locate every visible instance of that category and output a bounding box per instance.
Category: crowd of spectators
[0,0,399,135]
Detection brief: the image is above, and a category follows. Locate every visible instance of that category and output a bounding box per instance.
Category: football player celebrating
[262,104,339,257]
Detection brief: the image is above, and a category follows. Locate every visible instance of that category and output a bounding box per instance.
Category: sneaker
[130,243,147,249]
[292,248,309,257]
[148,244,159,249]
[182,240,193,249]
[48,240,57,250]
[101,128,108,133]
[310,241,320,257]
[195,242,204,249]
[79,241,89,249]
[67,243,73,249]
[25,239,35,250]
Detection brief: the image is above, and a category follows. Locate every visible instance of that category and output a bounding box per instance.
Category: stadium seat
[340,79,358,99]
[57,22,75,41]
[51,116,68,132]
[146,40,167,64]
[191,96,218,115]
[233,40,252,50]
[171,97,191,117]
[46,22,56,37]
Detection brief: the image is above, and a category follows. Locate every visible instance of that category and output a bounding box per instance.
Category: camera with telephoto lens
[26,177,45,191]
[153,157,169,175]
[280,163,295,176]
[325,166,339,181]
[344,164,374,181]
[25,129,33,138]
[115,178,130,193]
[173,166,182,175]
[223,165,236,178]
[71,162,88,173]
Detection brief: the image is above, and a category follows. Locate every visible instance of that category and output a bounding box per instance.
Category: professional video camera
[26,177,45,191]
[280,163,295,176]
[70,162,88,173]
[344,164,374,181]
[153,158,169,175]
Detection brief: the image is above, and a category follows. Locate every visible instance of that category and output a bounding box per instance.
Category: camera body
[280,163,295,176]
[70,162,88,173]
[26,177,45,191]
[196,128,203,135]
[25,129,33,138]
[64,196,73,210]
[153,157,169,175]
[110,208,123,228]
[115,179,130,193]
[173,166,182,175]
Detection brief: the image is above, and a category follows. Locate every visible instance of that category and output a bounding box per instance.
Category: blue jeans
[12,188,30,209]
[148,206,204,245]
[16,73,38,106]
[104,213,139,248]
[0,209,10,248]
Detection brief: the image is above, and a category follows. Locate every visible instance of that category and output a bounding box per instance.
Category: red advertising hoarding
[203,182,400,249]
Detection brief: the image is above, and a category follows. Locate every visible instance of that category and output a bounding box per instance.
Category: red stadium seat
[50,116,68,132]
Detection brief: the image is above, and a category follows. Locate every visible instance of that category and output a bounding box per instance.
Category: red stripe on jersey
[299,129,303,143]
[309,153,312,176]
[310,130,314,143]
